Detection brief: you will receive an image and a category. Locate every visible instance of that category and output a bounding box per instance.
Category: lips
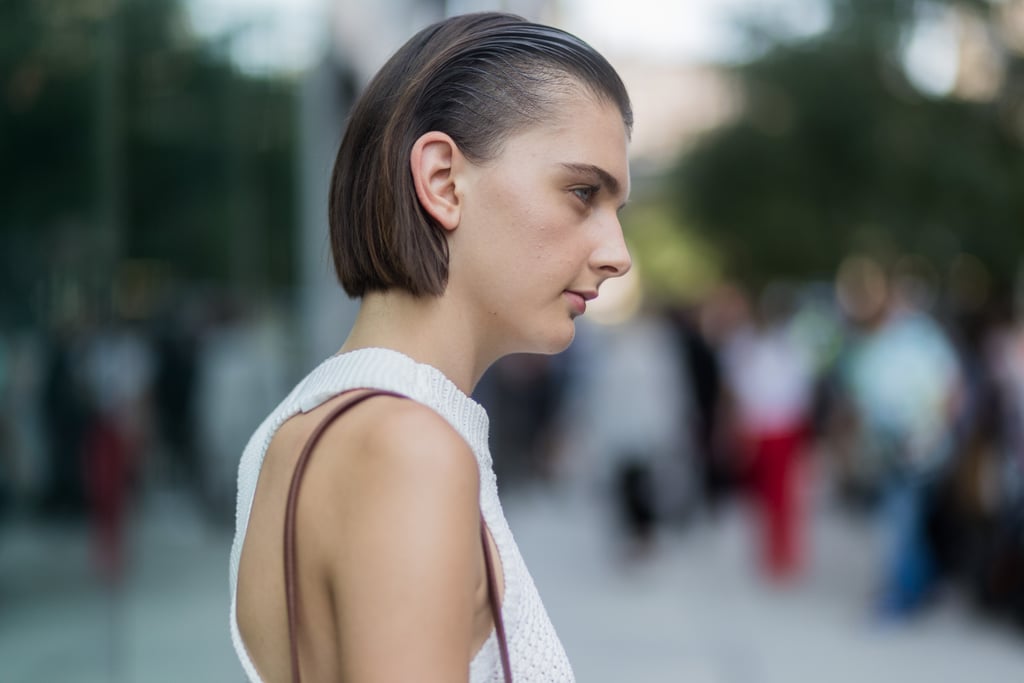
[564,290,597,316]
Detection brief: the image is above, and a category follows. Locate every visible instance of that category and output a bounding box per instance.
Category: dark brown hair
[329,12,633,298]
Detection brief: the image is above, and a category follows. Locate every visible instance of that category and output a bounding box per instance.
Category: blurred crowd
[2,252,1023,632]
[0,291,295,576]
[481,252,1024,630]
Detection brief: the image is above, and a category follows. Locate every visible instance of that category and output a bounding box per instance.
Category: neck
[338,290,498,395]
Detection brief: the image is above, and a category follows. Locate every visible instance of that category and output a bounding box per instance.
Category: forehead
[498,93,631,195]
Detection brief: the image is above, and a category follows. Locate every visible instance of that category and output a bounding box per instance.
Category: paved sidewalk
[1,485,1022,682]
[507,486,1024,683]
[0,494,242,683]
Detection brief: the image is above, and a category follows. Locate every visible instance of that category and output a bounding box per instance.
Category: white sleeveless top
[228,347,575,682]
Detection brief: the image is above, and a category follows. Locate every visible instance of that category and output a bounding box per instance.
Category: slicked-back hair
[329,12,633,298]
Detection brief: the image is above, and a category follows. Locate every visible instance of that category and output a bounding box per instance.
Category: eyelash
[571,185,599,205]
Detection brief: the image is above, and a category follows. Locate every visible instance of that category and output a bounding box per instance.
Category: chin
[534,321,576,355]
[502,316,577,357]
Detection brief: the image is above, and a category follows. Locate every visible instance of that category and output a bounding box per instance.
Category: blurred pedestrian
[975,313,1024,624]
[40,320,89,517]
[835,255,962,618]
[80,321,154,581]
[154,310,200,492]
[477,353,569,484]
[666,305,727,516]
[597,306,696,551]
[720,284,815,581]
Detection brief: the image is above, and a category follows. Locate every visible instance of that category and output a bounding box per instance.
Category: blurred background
[2,0,1024,681]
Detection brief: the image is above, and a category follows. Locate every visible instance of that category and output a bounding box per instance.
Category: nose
[592,213,632,278]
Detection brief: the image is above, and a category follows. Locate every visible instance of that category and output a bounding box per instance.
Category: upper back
[235,389,484,682]
[228,348,574,683]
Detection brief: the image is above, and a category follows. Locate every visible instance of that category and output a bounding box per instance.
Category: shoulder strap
[481,516,513,683]
[283,389,512,683]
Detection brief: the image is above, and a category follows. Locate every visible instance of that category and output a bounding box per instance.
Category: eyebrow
[560,162,629,209]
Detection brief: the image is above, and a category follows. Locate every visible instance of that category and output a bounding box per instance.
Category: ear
[410,131,462,231]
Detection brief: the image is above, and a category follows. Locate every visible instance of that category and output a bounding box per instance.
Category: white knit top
[228,347,574,682]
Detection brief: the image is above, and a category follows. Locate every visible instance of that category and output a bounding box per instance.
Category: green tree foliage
[671,0,1024,291]
[1,0,297,326]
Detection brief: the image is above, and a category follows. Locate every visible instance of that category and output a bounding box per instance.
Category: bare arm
[311,398,483,682]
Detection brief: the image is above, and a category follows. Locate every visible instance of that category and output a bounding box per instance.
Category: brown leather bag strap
[284,389,404,683]
[283,389,512,683]
[480,515,513,683]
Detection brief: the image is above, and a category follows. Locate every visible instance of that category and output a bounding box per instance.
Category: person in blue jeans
[836,256,962,618]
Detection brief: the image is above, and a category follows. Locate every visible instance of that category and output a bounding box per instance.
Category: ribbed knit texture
[228,347,574,682]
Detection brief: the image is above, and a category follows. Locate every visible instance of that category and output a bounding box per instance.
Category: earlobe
[410,132,461,231]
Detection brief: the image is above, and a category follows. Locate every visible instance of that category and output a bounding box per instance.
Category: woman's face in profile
[449,89,632,357]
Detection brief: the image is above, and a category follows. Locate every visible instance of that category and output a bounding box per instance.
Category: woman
[229,12,633,682]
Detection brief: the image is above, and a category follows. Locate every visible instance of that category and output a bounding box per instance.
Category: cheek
[520,203,575,251]
[475,183,582,284]
[523,223,571,272]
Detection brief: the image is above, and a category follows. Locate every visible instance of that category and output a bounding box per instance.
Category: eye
[571,185,598,205]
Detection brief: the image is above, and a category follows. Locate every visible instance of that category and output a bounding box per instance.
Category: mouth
[564,290,597,317]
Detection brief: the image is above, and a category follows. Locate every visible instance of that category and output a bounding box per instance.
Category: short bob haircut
[329,12,633,298]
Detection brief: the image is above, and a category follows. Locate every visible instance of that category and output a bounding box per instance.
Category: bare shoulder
[327,393,479,486]
[304,394,486,678]
[300,392,482,546]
